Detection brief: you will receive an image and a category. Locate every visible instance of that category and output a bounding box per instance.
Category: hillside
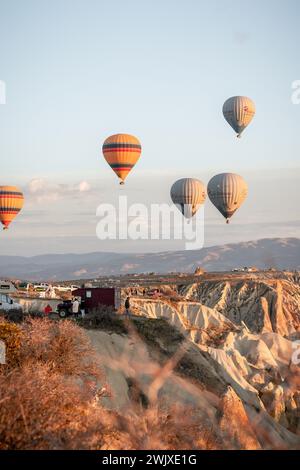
[83,292,300,448]
[81,271,300,448]
[0,238,299,281]
[1,270,300,449]
[179,273,300,336]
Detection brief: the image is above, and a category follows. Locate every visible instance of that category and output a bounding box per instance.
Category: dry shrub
[0,317,255,450]
[0,320,22,368]
[0,362,122,450]
[0,318,109,449]
[78,307,127,335]
[132,318,185,351]
[110,404,219,450]
[19,318,102,381]
[0,363,219,450]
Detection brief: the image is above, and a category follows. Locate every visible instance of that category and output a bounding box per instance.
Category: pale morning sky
[0,0,299,255]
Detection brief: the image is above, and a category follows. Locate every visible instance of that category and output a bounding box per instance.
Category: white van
[0,281,17,294]
[0,294,23,313]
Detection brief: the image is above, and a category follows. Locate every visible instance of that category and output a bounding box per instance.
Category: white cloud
[78,181,91,192]
[26,178,91,203]
[28,178,47,194]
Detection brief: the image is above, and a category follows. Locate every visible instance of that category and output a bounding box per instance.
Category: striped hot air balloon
[223,96,255,137]
[207,173,248,223]
[0,186,24,230]
[170,178,206,219]
[102,134,141,184]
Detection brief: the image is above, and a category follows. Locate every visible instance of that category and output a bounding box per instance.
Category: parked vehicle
[33,283,49,292]
[56,288,121,318]
[73,287,121,311]
[0,294,23,322]
[0,294,22,313]
[0,280,17,294]
[56,300,74,318]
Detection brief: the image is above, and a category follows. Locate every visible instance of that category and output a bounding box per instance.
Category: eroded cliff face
[180,276,300,336]
[128,289,300,440]
[84,273,300,449]
[87,318,300,449]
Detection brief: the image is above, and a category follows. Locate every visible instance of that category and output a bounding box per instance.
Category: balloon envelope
[207,173,247,223]
[223,96,255,137]
[0,186,24,229]
[170,178,206,219]
[102,133,141,184]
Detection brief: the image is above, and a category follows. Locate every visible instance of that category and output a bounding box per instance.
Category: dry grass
[1,315,295,450]
[108,405,219,450]
[0,364,106,449]
[19,317,102,380]
[78,307,127,335]
[0,320,22,368]
[0,317,224,450]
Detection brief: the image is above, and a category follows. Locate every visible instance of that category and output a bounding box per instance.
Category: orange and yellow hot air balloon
[0,186,24,230]
[102,133,141,184]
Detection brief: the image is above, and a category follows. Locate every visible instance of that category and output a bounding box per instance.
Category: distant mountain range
[0,238,299,281]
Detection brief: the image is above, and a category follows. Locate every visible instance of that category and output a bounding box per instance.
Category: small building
[73,287,121,311]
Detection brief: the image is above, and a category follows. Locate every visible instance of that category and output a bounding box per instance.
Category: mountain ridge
[0,237,299,281]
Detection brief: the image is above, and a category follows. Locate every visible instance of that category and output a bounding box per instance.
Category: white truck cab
[0,294,22,313]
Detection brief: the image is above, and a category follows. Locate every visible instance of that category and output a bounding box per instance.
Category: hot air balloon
[207,173,247,223]
[0,186,24,230]
[223,96,255,137]
[170,178,206,219]
[102,134,141,184]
